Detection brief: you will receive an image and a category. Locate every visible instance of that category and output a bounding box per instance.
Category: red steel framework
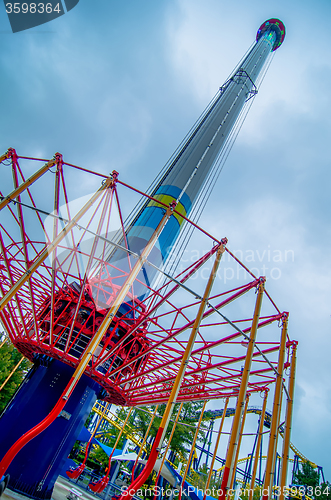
[0,150,295,411]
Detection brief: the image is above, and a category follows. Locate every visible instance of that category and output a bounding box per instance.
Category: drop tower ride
[0,19,285,499]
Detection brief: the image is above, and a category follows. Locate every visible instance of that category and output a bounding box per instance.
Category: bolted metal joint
[110,170,119,182]
[7,148,17,161]
[54,152,63,162]
[280,311,289,326]
[0,148,16,164]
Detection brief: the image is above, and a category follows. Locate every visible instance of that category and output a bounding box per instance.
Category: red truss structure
[0,151,294,407]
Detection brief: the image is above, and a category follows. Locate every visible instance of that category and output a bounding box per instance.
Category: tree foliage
[110,401,207,461]
[0,336,32,413]
[188,462,223,499]
[73,400,209,480]
[319,482,331,500]
[293,461,319,488]
[88,445,110,470]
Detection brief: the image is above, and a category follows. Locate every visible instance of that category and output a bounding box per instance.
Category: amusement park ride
[0,17,302,500]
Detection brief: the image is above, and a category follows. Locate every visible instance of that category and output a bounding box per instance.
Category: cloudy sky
[1,0,331,481]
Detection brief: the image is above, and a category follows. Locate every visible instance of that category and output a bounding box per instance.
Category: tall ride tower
[109,18,285,297]
[0,19,285,500]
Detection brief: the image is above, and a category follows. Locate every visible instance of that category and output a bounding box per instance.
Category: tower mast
[112,19,285,295]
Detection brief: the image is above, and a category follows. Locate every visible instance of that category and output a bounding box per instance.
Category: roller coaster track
[204,407,316,468]
[234,475,314,500]
[92,402,185,467]
[92,403,145,449]
[92,402,189,458]
[91,403,316,472]
[217,455,305,472]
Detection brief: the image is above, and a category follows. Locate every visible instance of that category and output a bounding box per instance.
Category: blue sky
[1,0,331,481]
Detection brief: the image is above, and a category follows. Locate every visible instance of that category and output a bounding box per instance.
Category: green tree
[319,482,331,500]
[240,486,264,500]
[0,336,31,413]
[71,401,208,479]
[188,462,224,500]
[293,461,319,488]
[108,401,207,461]
[88,445,110,470]
[168,401,207,459]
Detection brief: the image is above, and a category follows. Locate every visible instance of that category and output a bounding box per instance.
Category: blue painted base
[0,358,101,499]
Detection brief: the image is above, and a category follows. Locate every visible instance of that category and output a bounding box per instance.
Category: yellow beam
[0,149,12,164]
[106,408,133,464]
[0,357,24,391]
[0,337,8,349]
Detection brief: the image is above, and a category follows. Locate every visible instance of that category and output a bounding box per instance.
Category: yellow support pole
[218,277,265,500]
[132,405,159,481]
[119,240,227,500]
[94,402,109,429]
[0,153,58,212]
[152,402,184,500]
[178,400,207,500]
[0,357,24,391]
[0,337,8,349]
[102,407,134,471]
[249,390,269,500]
[229,393,250,488]
[279,342,297,500]
[0,149,13,164]
[203,398,229,500]
[262,313,288,500]
[81,402,110,463]
[0,174,115,313]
